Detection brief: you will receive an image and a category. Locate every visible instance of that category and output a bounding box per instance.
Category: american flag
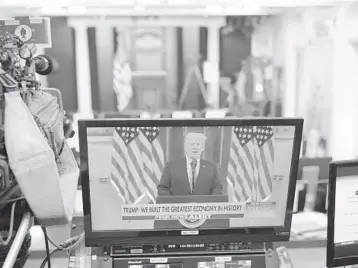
[227,126,275,202]
[110,127,164,204]
[254,126,274,201]
[227,126,257,202]
[113,28,133,111]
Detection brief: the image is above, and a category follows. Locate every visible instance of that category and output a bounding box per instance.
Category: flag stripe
[111,152,133,200]
[227,125,274,203]
[234,139,254,199]
[139,134,159,190]
[110,174,126,202]
[243,141,256,200]
[255,133,274,201]
[114,135,141,200]
[227,128,254,202]
[111,159,127,197]
[228,159,246,201]
[226,179,238,202]
[257,139,274,200]
[111,132,139,202]
[128,141,148,195]
[138,133,158,201]
[268,138,274,160]
[227,166,242,201]
[111,127,165,204]
[231,151,251,200]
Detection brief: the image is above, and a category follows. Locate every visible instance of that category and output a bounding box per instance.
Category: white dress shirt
[186,156,200,192]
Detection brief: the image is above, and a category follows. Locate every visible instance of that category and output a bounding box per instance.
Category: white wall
[259,9,358,160]
[283,13,311,118]
[275,7,358,160]
[330,7,358,160]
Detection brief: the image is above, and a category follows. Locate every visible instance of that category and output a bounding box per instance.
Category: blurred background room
[0,1,356,162]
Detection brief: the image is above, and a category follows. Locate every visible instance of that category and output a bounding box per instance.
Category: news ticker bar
[121,202,276,220]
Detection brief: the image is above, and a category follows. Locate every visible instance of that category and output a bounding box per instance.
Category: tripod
[178,57,208,109]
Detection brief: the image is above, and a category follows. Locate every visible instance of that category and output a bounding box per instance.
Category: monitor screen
[293,157,332,213]
[327,160,358,267]
[79,118,303,246]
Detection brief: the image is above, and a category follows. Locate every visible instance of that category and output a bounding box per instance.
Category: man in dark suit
[157,132,223,196]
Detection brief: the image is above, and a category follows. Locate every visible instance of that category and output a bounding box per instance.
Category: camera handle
[2,212,32,268]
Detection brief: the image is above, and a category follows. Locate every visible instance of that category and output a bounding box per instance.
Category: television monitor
[297,157,331,181]
[79,118,303,247]
[327,160,358,267]
[293,157,332,213]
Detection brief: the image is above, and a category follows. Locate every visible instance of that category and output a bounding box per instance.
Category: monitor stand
[90,242,283,268]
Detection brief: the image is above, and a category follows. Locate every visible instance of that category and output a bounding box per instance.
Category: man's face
[185,135,205,159]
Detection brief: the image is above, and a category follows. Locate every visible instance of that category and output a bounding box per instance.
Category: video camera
[0,33,58,91]
[0,32,74,206]
[0,18,80,268]
[0,29,75,216]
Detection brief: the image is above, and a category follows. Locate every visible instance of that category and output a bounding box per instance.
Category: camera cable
[39,227,84,268]
[40,226,51,268]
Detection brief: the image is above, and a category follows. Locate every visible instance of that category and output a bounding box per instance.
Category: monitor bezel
[327,160,358,267]
[79,118,303,247]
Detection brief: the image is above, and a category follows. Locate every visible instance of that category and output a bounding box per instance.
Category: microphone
[33,55,59,76]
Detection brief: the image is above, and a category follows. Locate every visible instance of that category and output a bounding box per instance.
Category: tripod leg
[194,67,208,105]
[178,67,195,109]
